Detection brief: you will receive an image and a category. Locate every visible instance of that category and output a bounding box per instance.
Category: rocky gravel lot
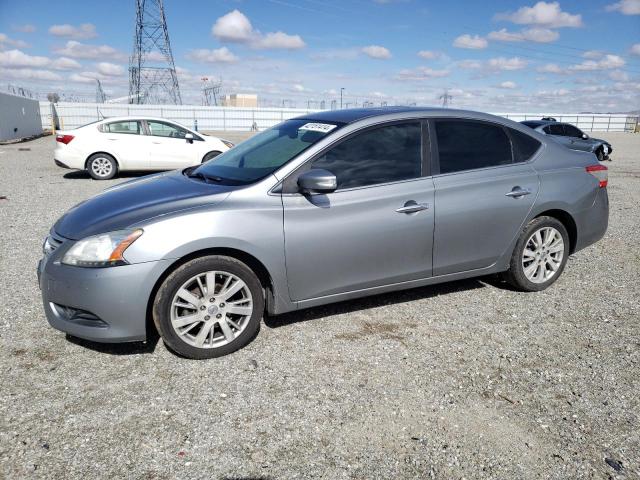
[0,132,638,479]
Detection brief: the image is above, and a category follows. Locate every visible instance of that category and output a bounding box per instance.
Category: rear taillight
[586,164,608,188]
[56,134,74,145]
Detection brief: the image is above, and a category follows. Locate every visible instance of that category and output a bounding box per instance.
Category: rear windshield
[193,119,344,185]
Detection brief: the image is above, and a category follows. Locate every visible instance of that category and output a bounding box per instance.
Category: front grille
[43,232,65,256]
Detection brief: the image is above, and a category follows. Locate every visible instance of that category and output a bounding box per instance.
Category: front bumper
[39,244,171,343]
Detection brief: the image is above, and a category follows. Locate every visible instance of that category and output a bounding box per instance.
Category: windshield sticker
[298,123,337,133]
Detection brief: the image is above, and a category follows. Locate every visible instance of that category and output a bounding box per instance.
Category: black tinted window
[311,123,421,189]
[435,120,512,174]
[545,124,564,135]
[508,128,541,162]
[563,124,583,138]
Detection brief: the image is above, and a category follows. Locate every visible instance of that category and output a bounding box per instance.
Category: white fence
[40,102,638,133]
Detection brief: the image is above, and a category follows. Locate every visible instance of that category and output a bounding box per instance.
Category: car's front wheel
[202,151,222,163]
[504,216,570,292]
[152,255,263,359]
[87,153,117,180]
[596,148,605,162]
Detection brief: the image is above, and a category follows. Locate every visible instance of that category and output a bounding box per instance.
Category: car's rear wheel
[153,255,263,359]
[87,153,117,180]
[504,216,569,292]
[202,151,222,163]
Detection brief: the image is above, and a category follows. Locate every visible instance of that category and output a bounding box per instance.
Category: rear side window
[435,120,512,174]
[544,124,564,135]
[563,124,583,138]
[508,128,542,162]
[103,121,141,134]
[311,122,422,189]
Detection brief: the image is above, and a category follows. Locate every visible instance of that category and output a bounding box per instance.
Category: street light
[340,87,345,109]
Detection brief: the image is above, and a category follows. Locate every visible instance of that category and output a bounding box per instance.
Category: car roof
[296,106,515,125]
[96,116,185,124]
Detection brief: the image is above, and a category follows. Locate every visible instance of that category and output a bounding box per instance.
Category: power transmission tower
[95,79,106,103]
[439,89,452,108]
[129,0,182,105]
[201,77,222,106]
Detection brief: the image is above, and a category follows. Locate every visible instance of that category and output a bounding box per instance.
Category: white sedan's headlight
[62,229,143,267]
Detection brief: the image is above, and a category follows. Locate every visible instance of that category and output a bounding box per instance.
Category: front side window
[147,121,189,139]
[310,122,422,189]
[563,124,583,138]
[103,121,141,135]
[435,120,512,174]
[192,119,344,185]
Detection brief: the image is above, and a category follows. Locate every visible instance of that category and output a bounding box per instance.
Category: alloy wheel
[91,157,113,178]
[522,226,565,284]
[170,271,253,348]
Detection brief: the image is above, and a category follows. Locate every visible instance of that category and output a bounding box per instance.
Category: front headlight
[61,229,143,267]
[221,139,234,149]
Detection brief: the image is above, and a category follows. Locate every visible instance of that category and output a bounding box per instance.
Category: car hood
[54,170,234,240]
[590,136,610,145]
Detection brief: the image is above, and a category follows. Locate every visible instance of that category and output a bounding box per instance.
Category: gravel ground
[0,132,638,479]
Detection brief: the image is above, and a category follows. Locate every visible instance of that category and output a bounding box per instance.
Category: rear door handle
[396,202,429,214]
[505,187,532,198]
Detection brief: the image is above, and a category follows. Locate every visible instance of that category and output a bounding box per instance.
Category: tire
[202,151,222,163]
[596,148,605,162]
[152,255,264,359]
[87,153,117,180]
[503,216,570,292]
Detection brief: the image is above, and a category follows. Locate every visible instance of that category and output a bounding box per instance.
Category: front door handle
[505,187,532,198]
[396,201,429,214]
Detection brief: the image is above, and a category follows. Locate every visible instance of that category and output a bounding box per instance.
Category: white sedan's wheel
[87,154,117,180]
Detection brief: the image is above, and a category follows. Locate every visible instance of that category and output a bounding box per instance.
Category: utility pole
[340,87,345,109]
[201,77,222,106]
[95,79,106,103]
[439,89,452,108]
[129,0,182,105]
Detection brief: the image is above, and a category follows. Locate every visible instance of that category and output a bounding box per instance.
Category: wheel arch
[145,247,276,337]
[533,209,578,254]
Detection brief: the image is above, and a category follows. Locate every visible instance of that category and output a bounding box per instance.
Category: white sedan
[54,116,234,179]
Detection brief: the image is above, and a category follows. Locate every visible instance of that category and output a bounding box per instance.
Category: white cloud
[417,50,441,59]
[396,66,450,80]
[606,0,640,14]
[582,50,604,59]
[631,43,640,56]
[13,24,36,33]
[51,57,81,70]
[49,23,97,39]
[495,1,583,28]
[96,62,125,76]
[53,41,126,61]
[487,57,528,71]
[292,84,308,92]
[0,49,50,68]
[488,27,559,43]
[569,54,625,71]
[453,34,488,49]
[609,70,630,81]
[0,67,62,81]
[0,33,30,49]
[497,81,518,89]
[457,59,483,69]
[253,31,305,50]
[211,10,305,50]
[537,63,565,74]
[186,47,239,63]
[362,45,392,59]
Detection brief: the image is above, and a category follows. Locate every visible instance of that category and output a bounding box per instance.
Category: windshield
[192,119,343,185]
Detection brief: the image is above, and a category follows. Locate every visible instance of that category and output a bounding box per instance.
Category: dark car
[521,119,612,161]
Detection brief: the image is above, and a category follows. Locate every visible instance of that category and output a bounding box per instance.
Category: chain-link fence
[40,102,639,133]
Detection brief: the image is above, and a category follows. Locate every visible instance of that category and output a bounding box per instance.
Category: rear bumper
[574,187,609,252]
[39,253,171,342]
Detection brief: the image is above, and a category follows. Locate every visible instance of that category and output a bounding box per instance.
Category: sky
[0,0,639,112]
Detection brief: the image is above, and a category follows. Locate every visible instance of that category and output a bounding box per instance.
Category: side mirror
[185,133,194,144]
[582,133,589,140]
[298,169,337,194]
